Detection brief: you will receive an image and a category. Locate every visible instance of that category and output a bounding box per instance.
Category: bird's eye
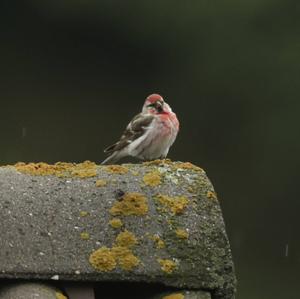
[147,103,156,108]
[147,101,164,112]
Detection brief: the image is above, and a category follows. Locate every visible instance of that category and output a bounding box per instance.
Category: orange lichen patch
[115,230,137,247]
[143,159,172,166]
[70,161,97,178]
[56,292,68,299]
[110,192,148,216]
[80,211,89,217]
[163,293,185,299]
[95,179,107,187]
[111,245,131,258]
[173,162,203,172]
[143,170,162,187]
[14,162,69,176]
[89,245,140,272]
[104,165,128,174]
[175,229,189,239]
[14,161,97,178]
[155,194,189,214]
[117,251,140,270]
[150,234,165,249]
[80,232,90,240]
[111,246,140,270]
[109,218,123,228]
[89,247,117,272]
[207,190,217,200]
[158,259,177,274]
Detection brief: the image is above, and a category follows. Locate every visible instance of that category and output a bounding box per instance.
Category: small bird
[101,94,179,164]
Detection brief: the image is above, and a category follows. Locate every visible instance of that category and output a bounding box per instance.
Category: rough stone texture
[0,283,63,299]
[0,161,236,299]
[151,290,211,299]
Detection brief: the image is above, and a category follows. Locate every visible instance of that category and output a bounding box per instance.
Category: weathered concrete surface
[0,160,236,299]
[0,283,64,299]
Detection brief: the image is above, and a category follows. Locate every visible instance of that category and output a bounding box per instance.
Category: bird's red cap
[146,94,164,104]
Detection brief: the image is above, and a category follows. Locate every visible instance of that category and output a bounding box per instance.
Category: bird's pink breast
[160,112,179,131]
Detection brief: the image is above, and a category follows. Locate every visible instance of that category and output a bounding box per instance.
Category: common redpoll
[101,94,179,164]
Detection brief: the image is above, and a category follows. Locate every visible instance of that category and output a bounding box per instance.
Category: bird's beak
[155,101,164,111]
[156,101,163,112]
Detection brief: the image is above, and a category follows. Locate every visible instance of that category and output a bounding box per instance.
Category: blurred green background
[1,1,299,298]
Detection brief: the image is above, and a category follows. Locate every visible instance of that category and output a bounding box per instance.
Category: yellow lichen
[115,230,137,247]
[155,194,189,214]
[111,245,131,258]
[150,234,165,249]
[175,229,189,239]
[163,294,185,299]
[89,234,140,272]
[80,232,90,240]
[109,218,123,228]
[14,162,67,176]
[143,170,162,187]
[56,292,68,299]
[80,211,89,217]
[14,161,97,178]
[173,162,203,172]
[118,251,140,270]
[112,246,140,270]
[89,247,117,271]
[158,259,177,274]
[104,165,128,174]
[110,192,148,216]
[187,186,195,193]
[95,179,107,187]
[89,195,143,272]
[207,190,217,200]
[143,159,172,166]
[70,161,97,178]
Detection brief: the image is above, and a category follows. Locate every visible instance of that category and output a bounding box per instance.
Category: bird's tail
[101,152,120,165]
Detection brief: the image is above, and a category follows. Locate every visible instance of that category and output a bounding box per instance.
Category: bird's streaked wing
[104,113,154,154]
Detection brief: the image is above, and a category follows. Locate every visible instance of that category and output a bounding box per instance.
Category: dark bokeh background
[1,1,299,298]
